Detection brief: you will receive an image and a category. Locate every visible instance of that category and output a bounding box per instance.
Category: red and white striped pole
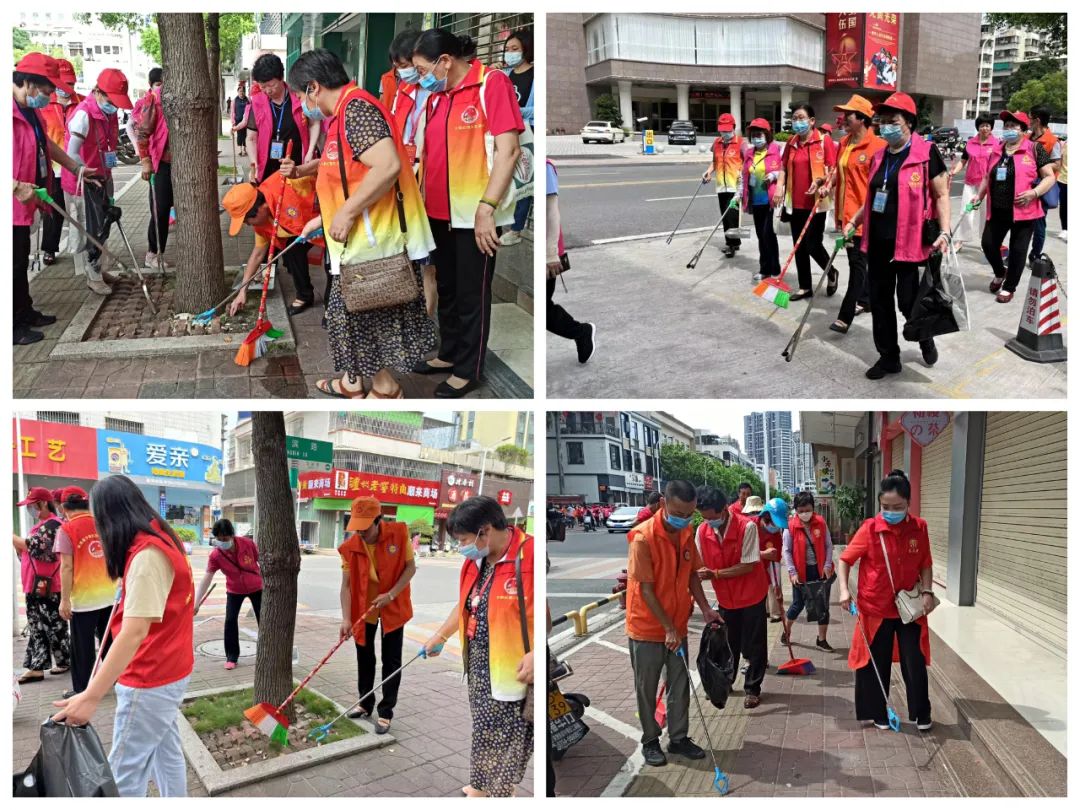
[1006,255,1067,363]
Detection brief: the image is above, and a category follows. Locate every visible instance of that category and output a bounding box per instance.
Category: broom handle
[89,595,122,681]
[203,235,310,317]
[253,141,292,329]
[35,190,128,270]
[322,651,425,729]
[776,202,817,284]
[275,601,377,713]
[194,581,217,613]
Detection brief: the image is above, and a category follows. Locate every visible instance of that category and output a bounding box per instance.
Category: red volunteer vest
[338,521,413,644]
[789,513,829,582]
[696,512,768,610]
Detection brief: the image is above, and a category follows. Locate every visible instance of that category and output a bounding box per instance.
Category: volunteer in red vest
[973,111,1056,303]
[192,519,263,671]
[13,485,69,684]
[288,48,437,401]
[781,491,835,650]
[52,475,194,797]
[695,486,769,708]
[829,94,886,333]
[948,114,998,252]
[54,486,116,697]
[133,67,175,269]
[844,92,951,380]
[423,495,534,797]
[387,29,429,178]
[775,102,838,301]
[729,481,753,516]
[246,53,320,184]
[622,479,720,768]
[703,112,744,258]
[13,52,97,345]
[39,58,81,266]
[222,171,320,316]
[742,118,783,281]
[499,28,535,248]
[411,28,524,398]
[837,469,937,731]
[743,496,784,623]
[338,496,416,734]
[63,67,133,297]
[633,490,661,528]
[1027,105,1062,262]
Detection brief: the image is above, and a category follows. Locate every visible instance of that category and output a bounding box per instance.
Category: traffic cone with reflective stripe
[1006,254,1066,363]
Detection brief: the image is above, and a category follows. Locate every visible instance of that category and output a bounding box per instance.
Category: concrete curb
[549,606,623,656]
[50,269,296,360]
[179,681,394,797]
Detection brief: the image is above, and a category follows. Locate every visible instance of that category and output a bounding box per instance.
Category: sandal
[17,671,44,684]
[375,718,392,735]
[366,369,403,399]
[49,666,69,675]
[826,268,839,297]
[854,305,868,317]
[829,320,850,334]
[315,377,366,399]
[347,708,370,720]
[996,290,1014,303]
[989,277,1004,293]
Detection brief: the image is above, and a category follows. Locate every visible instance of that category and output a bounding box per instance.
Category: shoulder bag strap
[515,540,530,654]
[337,98,408,238]
[878,532,899,593]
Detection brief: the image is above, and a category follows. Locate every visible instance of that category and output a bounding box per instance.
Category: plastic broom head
[244,702,290,744]
[777,656,815,675]
[753,277,792,309]
[234,320,269,367]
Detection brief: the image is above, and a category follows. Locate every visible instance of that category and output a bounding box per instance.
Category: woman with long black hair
[52,475,194,798]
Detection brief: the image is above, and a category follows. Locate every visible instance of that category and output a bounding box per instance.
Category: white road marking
[549,591,618,598]
[646,194,711,202]
[596,638,630,655]
[591,226,713,245]
[579,706,645,797]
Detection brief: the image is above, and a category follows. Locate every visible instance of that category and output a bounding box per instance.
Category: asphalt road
[547,526,629,624]
[557,161,968,248]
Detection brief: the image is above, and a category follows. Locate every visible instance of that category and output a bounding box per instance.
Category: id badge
[270,140,285,160]
[38,151,48,178]
[405,143,418,165]
[104,151,118,169]
[465,613,478,640]
[995,165,1008,182]
[749,173,758,188]
[872,189,888,213]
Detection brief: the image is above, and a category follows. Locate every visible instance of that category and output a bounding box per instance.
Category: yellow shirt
[123,546,174,621]
[1059,142,1068,184]
[342,533,415,624]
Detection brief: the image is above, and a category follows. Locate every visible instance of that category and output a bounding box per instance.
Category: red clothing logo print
[460,105,479,125]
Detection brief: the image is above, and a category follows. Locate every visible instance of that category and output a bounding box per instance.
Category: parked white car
[581,121,626,144]
[606,506,640,533]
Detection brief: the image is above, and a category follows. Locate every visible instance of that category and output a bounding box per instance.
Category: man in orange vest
[222,173,322,316]
[626,480,721,767]
[338,496,416,734]
[1027,105,1062,262]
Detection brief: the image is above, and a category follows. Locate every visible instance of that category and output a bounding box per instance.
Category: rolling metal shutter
[919,421,954,589]
[889,432,905,474]
[977,412,1066,649]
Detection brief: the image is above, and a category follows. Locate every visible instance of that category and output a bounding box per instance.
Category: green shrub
[173,526,198,544]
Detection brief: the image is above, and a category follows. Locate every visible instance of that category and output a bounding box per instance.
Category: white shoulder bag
[878,533,938,624]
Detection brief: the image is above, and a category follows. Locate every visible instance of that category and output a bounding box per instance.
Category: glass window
[567,442,585,465]
[609,444,621,470]
[623,448,632,469]
[634,453,642,472]
[105,417,144,435]
[35,411,80,425]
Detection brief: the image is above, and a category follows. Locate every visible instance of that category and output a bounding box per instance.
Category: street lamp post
[477,435,513,493]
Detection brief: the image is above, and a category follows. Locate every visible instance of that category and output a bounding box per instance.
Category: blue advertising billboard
[97,430,223,489]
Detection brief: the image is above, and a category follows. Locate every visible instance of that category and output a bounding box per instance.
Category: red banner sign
[825,13,864,89]
[439,469,478,510]
[299,468,438,506]
[863,13,900,91]
[496,489,513,506]
[13,420,98,480]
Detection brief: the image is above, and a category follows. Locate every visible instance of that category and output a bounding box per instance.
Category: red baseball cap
[1000,110,1030,128]
[61,486,89,503]
[15,52,75,97]
[50,488,64,503]
[717,113,737,133]
[17,486,55,506]
[55,59,77,89]
[748,117,772,133]
[875,91,917,117]
[821,123,833,133]
[96,68,133,110]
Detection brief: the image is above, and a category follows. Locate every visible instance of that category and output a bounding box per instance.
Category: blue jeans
[786,562,830,626]
[1030,200,1049,258]
[511,196,532,233]
[109,675,190,797]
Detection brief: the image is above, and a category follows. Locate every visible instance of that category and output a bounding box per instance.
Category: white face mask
[797,511,813,523]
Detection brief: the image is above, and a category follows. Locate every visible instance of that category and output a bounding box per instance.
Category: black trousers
[787,208,830,291]
[431,220,497,380]
[717,192,741,247]
[546,277,587,340]
[281,240,314,304]
[355,622,405,720]
[982,208,1036,293]
[224,590,262,663]
[854,617,931,724]
[69,605,113,694]
[14,225,34,325]
[836,246,870,324]
[1060,183,1068,231]
[147,160,174,254]
[718,596,767,696]
[751,205,781,277]
[867,239,925,365]
[41,183,66,254]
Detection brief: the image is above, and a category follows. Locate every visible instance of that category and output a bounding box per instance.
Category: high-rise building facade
[744,412,794,493]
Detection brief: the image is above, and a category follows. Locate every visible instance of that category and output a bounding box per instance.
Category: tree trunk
[251,412,301,721]
[158,13,228,313]
[205,14,221,122]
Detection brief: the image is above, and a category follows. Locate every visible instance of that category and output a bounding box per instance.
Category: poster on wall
[815,450,838,495]
[863,13,900,90]
[899,412,951,447]
[825,13,864,88]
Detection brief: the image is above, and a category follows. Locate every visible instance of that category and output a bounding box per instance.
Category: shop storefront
[298,468,438,549]
[481,474,534,533]
[12,419,99,526]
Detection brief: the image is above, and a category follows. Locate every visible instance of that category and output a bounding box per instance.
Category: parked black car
[667,120,698,146]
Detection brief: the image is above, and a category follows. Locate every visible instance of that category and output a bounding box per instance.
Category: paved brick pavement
[551,583,967,798]
[15,136,532,399]
[13,612,533,797]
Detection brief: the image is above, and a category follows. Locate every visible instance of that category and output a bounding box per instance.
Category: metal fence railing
[433,12,533,69]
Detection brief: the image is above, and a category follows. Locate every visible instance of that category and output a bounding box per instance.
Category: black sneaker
[14,325,44,345]
[920,339,938,367]
[642,739,667,767]
[27,310,57,327]
[722,245,737,258]
[816,638,834,652]
[668,737,706,760]
[576,323,596,364]
[780,632,789,645]
[865,359,902,380]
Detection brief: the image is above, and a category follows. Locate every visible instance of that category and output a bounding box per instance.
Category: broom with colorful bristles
[235,146,290,367]
[752,192,819,309]
[775,584,815,676]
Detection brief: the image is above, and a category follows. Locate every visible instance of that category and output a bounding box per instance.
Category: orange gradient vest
[253,173,321,250]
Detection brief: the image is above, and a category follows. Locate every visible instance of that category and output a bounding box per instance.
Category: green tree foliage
[13,28,32,53]
[658,443,775,501]
[217,13,257,71]
[1001,57,1062,106]
[594,93,622,127]
[1008,72,1067,118]
[73,13,148,31]
[494,444,531,466]
[985,13,1067,57]
[140,25,162,64]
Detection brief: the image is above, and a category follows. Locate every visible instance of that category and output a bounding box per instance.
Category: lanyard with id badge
[873,149,907,214]
[995,155,1010,184]
[270,94,290,160]
[465,563,498,641]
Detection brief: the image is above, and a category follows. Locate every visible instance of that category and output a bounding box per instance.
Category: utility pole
[763,413,772,501]
[553,414,566,495]
[15,414,28,635]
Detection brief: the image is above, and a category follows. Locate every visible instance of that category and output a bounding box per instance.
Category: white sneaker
[87,277,113,295]
[499,230,523,246]
[144,252,173,269]
[917,720,933,732]
[1059,230,1067,242]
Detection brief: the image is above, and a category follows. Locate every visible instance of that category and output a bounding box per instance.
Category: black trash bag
[13,720,119,797]
[903,251,960,342]
[799,573,837,623]
[696,622,735,710]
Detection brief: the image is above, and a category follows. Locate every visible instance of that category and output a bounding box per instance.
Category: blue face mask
[419,59,448,93]
[752,136,766,148]
[504,51,523,68]
[707,518,725,531]
[216,539,234,551]
[721,132,734,143]
[762,519,781,534]
[302,98,324,120]
[26,92,50,109]
[792,120,810,136]
[459,531,488,561]
[1002,129,1020,143]
[397,66,420,85]
[99,99,118,116]
[881,509,907,525]
[879,123,904,145]
[664,512,692,530]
